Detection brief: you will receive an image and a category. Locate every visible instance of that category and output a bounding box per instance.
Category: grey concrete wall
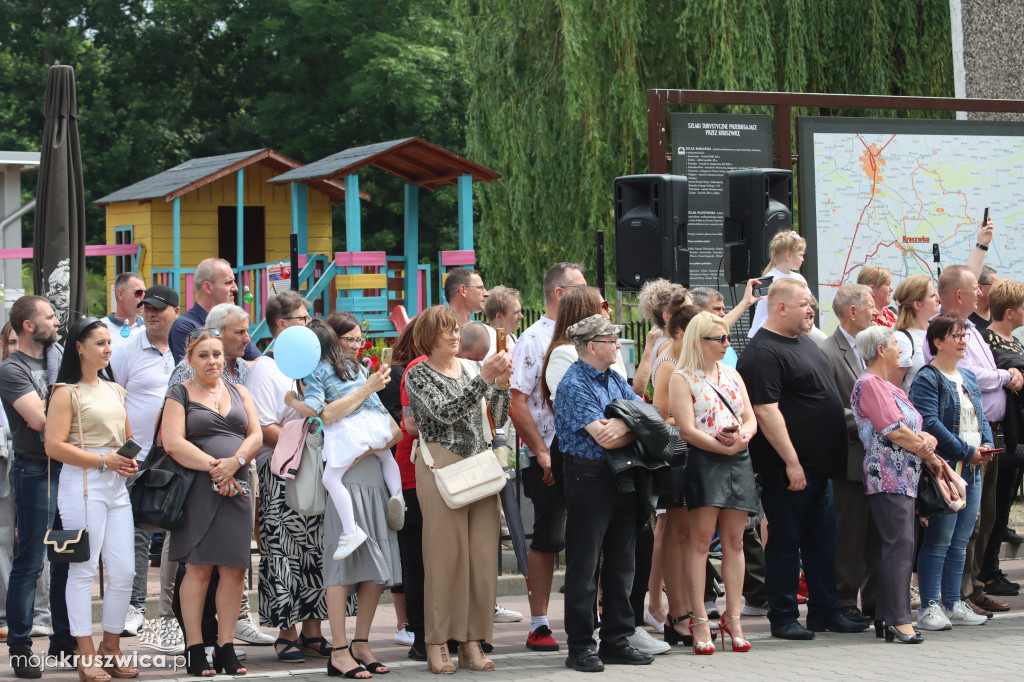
[961,0,1024,121]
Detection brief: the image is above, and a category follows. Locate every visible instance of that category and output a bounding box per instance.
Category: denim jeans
[917,464,982,611]
[760,475,840,627]
[6,459,73,651]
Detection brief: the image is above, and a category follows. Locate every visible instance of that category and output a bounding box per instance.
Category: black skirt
[683,445,758,514]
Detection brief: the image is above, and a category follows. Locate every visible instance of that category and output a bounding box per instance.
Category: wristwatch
[236,455,246,467]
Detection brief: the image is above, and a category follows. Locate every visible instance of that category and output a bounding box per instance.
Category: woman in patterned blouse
[405,306,512,674]
[858,266,896,327]
[851,325,940,643]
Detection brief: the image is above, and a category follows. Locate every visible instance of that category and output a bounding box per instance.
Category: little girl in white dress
[286,321,404,560]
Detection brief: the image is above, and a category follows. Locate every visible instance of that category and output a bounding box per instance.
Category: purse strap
[47,385,89,531]
[702,369,740,422]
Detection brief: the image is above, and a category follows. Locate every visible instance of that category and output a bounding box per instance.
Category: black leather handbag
[917,465,957,519]
[44,389,90,564]
[129,388,195,532]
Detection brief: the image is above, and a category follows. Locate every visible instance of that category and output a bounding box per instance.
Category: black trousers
[980,459,1022,581]
[563,457,637,655]
[630,519,653,626]
[396,488,425,646]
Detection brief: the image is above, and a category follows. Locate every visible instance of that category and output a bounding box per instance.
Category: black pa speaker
[722,169,793,284]
[614,174,689,291]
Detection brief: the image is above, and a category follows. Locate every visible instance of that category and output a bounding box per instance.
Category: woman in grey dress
[319,312,402,679]
[162,331,262,676]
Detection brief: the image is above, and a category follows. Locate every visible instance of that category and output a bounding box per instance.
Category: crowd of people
[0,218,1022,678]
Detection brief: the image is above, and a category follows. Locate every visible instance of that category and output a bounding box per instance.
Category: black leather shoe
[597,644,654,666]
[10,646,42,679]
[771,621,815,640]
[565,648,605,673]
[839,606,872,624]
[408,643,427,661]
[807,611,871,633]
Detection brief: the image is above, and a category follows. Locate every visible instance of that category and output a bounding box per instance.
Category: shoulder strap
[702,369,740,420]
[481,398,494,447]
[899,329,915,359]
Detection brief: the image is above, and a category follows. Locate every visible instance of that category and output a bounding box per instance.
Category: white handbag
[415,399,507,509]
[284,423,327,516]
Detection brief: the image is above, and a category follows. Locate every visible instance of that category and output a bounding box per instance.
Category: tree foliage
[457,0,954,303]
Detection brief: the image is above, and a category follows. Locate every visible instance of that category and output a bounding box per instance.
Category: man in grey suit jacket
[817,283,881,625]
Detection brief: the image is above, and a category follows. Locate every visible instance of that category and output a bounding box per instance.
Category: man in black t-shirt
[0,295,74,678]
[737,279,867,641]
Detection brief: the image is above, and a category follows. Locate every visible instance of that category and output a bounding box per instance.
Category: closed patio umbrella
[33,65,86,337]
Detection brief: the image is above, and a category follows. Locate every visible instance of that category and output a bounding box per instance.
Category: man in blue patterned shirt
[553,315,651,672]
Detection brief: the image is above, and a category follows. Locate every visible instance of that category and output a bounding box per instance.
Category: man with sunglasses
[819,283,880,628]
[103,272,146,350]
[925,264,1023,619]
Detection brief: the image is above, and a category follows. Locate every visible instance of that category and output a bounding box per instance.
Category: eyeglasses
[590,337,619,345]
[121,289,145,297]
[340,336,365,346]
[945,332,971,342]
[701,334,732,344]
[188,327,222,341]
[463,284,487,290]
[282,314,311,323]
[448,328,463,337]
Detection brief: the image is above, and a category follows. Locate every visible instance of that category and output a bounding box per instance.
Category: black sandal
[327,645,370,679]
[299,634,333,658]
[213,642,247,675]
[350,638,389,674]
[185,643,215,677]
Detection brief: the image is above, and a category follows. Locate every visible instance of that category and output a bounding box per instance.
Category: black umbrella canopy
[33,65,87,338]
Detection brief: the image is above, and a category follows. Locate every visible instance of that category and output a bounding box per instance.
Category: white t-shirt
[747,268,809,338]
[110,331,175,459]
[895,328,927,394]
[545,344,627,401]
[103,315,146,351]
[247,355,301,467]
[510,316,556,452]
[940,370,981,448]
[483,324,516,361]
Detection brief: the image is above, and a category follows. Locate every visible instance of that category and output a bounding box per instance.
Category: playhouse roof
[94,149,365,206]
[269,137,500,191]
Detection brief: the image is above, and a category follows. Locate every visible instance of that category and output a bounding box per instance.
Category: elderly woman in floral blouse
[405,306,512,674]
[851,325,941,644]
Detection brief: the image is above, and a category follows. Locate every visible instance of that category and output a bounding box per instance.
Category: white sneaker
[910,584,921,610]
[493,604,523,623]
[387,492,406,530]
[626,626,670,655]
[29,624,51,637]
[139,617,185,654]
[234,613,276,644]
[740,599,769,617]
[122,604,145,637]
[944,600,988,626]
[333,526,368,560]
[644,608,665,633]
[394,624,415,646]
[916,601,953,631]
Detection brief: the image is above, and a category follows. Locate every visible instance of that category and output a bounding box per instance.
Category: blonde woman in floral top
[405,306,512,674]
[851,325,940,643]
[669,312,758,655]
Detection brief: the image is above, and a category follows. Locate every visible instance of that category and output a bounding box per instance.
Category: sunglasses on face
[701,334,732,344]
[121,289,145,297]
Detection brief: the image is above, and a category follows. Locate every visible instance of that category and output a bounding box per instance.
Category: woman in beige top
[46,317,139,682]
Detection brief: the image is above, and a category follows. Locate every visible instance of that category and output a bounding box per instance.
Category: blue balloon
[274,326,322,379]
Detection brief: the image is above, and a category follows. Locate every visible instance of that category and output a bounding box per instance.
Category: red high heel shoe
[719,615,752,652]
[688,616,715,655]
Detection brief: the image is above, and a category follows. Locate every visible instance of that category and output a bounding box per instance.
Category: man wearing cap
[554,314,652,672]
[110,284,180,640]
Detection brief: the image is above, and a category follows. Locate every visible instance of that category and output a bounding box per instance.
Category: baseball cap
[138,284,180,309]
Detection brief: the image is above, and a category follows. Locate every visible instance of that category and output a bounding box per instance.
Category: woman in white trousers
[46,317,139,681]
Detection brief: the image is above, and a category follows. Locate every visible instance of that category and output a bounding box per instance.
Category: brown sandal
[97,643,140,679]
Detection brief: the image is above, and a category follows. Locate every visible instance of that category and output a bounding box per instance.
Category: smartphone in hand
[496,328,507,354]
[753,276,774,297]
[117,438,142,459]
[380,347,393,367]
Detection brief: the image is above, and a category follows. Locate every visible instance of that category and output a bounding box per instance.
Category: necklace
[426,357,460,379]
[192,378,223,411]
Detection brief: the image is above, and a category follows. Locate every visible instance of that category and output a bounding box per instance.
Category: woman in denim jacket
[908,313,995,631]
